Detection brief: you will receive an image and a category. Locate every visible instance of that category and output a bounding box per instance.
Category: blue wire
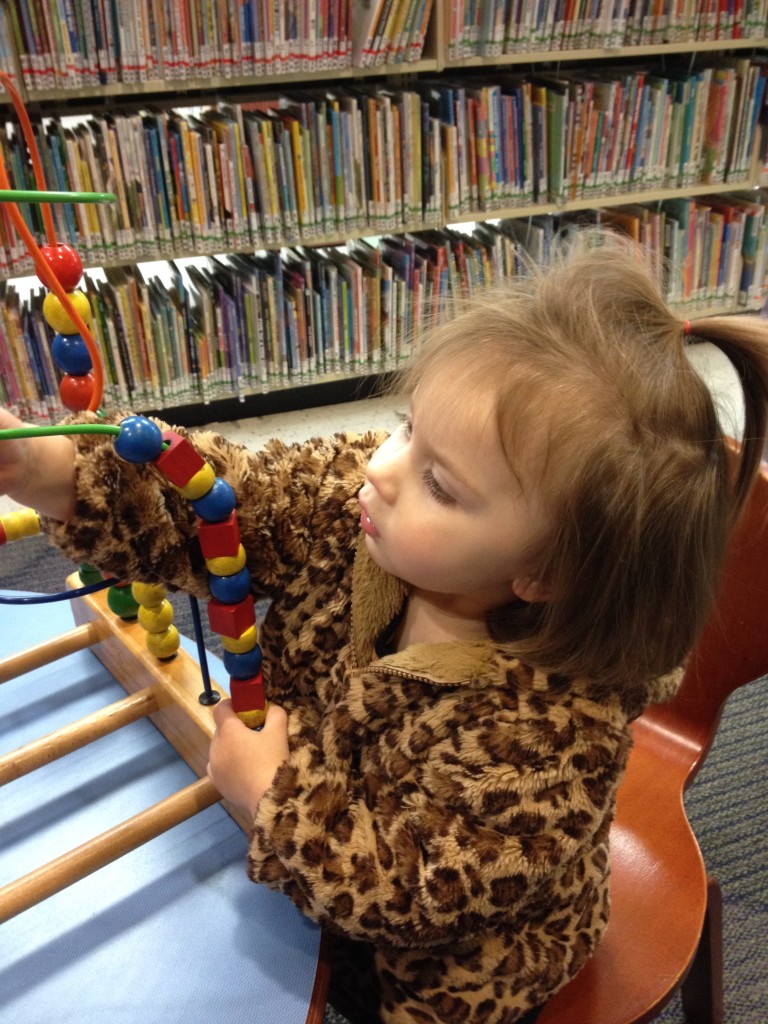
[0,577,117,604]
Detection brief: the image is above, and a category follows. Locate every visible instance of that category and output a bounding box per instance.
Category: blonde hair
[396,232,768,690]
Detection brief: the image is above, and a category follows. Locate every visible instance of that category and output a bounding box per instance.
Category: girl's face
[358,379,551,620]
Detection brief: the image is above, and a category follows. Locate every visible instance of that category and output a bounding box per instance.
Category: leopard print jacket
[44,415,680,1024]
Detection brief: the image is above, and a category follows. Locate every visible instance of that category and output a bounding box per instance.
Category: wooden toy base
[0,573,248,924]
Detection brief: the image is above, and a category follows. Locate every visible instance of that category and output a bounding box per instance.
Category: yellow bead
[237,707,267,729]
[1,508,41,541]
[176,463,216,499]
[145,625,180,659]
[205,544,246,576]
[131,581,168,607]
[138,599,175,633]
[221,624,259,654]
[43,290,92,334]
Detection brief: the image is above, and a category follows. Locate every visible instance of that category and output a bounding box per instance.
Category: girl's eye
[423,469,454,505]
[396,411,413,438]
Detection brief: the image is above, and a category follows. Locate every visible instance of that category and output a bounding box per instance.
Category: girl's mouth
[358,494,380,539]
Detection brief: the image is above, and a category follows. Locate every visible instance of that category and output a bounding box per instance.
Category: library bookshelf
[1,0,768,427]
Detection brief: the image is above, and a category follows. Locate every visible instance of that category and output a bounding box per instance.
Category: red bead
[197,512,241,559]
[230,671,266,712]
[0,521,6,545]
[207,595,255,639]
[38,243,84,291]
[59,372,95,411]
[153,431,207,487]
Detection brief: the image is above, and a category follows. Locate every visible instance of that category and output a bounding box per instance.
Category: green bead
[107,584,140,620]
[78,563,103,585]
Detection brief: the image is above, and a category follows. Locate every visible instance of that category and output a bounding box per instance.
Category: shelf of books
[1,0,438,99]
[1,0,768,424]
[4,189,768,424]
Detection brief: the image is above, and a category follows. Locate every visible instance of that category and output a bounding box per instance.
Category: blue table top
[0,591,322,1024]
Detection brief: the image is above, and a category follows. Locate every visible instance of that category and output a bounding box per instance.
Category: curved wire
[0,71,105,411]
[0,576,117,604]
[0,72,56,244]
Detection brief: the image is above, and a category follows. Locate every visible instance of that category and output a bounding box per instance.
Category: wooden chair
[538,459,768,1024]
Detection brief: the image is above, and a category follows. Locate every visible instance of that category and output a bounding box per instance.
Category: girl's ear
[511,576,551,603]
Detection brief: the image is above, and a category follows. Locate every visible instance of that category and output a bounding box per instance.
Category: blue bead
[208,567,251,604]
[192,477,237,522]
[223,646,263,679]
[114,416,165,463]
[51,333,92,375]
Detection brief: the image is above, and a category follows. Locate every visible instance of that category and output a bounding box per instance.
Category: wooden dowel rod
[0,687,159,787]
[0,620,109,685]
[0,776,221,924]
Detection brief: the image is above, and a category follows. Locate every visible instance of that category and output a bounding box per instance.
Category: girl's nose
[366,436,401,503]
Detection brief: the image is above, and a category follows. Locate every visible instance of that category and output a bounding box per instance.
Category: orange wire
[0,74,104,412]
[0,72,56,246]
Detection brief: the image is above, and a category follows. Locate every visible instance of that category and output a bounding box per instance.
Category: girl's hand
[0,408,76,520]
[207,699,289,820]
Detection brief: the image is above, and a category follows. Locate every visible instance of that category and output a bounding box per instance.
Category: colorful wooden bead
[0,507,41,542]
[51,333,92,375]
[131,581,167,606]
[107,583,140,620]
[38,243,83,291]
[177,463,216,500]
[221,624,258,654]
[145,625,181,659]
[208,566,251,604]
[197,512,241,560]
[153,432,207,487]
[224,646,263,679]
[116,416,164,463]
[59,372,96,411]
[78,563,104,584]
[205,544,246,577]
[191,477,236,522]
[43,289,92,334]
[207,594,255,638]
[138,599,175,633]
[230,671,267,728]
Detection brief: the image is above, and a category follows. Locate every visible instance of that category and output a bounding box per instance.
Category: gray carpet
[2,533,766,1023]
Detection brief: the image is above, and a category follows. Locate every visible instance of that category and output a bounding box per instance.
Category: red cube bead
[230,671,266,712]
[197,511,241,560]
[153,432,207,488]
[207,595,255,638]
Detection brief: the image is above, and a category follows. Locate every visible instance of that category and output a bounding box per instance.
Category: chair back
[538,460,768,1024]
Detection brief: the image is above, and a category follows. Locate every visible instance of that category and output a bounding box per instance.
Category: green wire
[0,189,117,205]
[0,423,121,440]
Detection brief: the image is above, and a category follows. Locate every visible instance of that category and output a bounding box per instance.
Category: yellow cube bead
[43,290,92,334]
[176,463,216,500]
[131,581,167,607]
[145,625,180,659]
[221,624,259,654]
[205,544,247,577]
[138,599,175,633]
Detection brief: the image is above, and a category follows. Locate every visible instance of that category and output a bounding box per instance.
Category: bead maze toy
[0,72,264,923]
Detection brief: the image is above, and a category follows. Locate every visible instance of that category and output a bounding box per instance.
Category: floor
[0,340,746,519]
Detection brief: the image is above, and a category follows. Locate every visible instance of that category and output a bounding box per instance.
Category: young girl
[2,234,767,1024]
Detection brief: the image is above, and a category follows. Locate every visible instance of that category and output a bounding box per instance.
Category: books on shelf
[446,0,768,59]
[3,199,767,422]
[1,0,435,93]
[0,55,766,281]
